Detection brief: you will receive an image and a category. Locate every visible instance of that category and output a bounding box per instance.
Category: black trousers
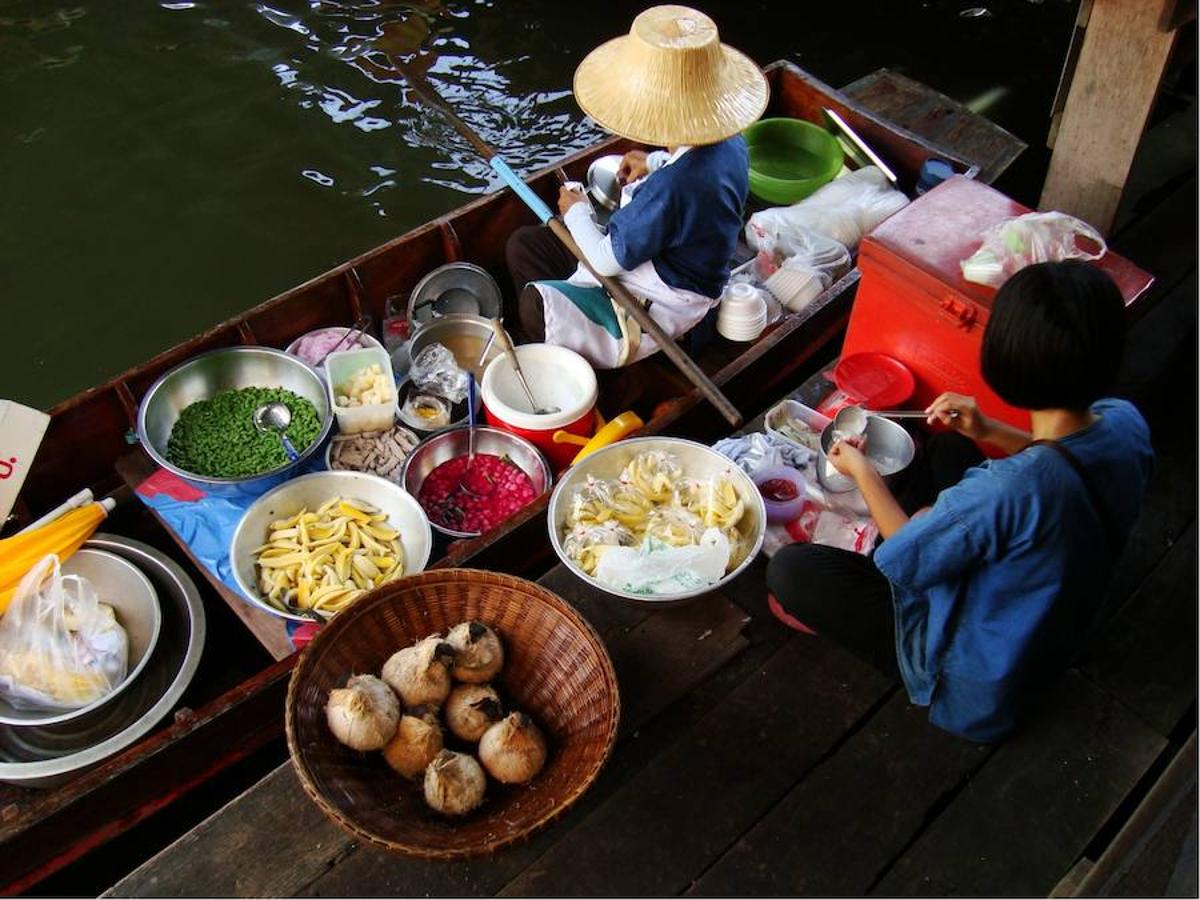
[504,225,578,343]
[766,432,985,676]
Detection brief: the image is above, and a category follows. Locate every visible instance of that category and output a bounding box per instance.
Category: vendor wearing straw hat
[505,5,768,368]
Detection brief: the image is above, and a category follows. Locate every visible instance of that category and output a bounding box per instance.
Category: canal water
[4,0,1077,409]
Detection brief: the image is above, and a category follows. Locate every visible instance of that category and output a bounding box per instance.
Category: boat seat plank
[106,566,750,898]
[687,691,992,897]
[1082,523,1198,738]
[869,670,1166,897]
[840,68,1027,184]
[495,638,891,898]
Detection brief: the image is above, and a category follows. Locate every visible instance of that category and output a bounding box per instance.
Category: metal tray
[0,534,206,789]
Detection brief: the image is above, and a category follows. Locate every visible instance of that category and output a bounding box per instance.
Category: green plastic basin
[743,117,845,205]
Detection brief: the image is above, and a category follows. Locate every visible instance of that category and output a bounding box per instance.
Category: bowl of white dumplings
[547,437,766,605]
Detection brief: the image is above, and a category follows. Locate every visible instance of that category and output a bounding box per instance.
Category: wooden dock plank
[108,581,750,898]
[496,637,892,897]
[1084,524,1198,737]
[688,692,992,897]
[870,671,1166,897]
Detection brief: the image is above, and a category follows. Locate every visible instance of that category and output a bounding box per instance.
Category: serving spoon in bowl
[253,402,301,462]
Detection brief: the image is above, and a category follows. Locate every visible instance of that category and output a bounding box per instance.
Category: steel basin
[818,414,916,493]
[0,534,206,789]
[408,314,504,384]
[136,347,333,499]
[547,437,766,606]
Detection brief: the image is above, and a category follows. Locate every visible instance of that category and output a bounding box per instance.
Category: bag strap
[1029,439,1120,550]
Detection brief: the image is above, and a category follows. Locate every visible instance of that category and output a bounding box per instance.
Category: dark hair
[981,260,1125,410]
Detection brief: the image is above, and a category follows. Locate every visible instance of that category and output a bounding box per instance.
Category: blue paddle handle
[490,156,554,224]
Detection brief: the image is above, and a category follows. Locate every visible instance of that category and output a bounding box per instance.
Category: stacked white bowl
[716,282,769,342]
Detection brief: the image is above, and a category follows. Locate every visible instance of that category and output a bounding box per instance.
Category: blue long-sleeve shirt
[873,399,1153,741]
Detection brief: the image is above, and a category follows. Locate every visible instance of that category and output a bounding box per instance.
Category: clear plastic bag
[409,342,468,403]
[594,527,731,595]
[746,166,910,253]
[0,555,128,711]
[960,211,1107,287]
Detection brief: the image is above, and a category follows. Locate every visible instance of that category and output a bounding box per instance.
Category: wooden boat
[2,62,1024,892]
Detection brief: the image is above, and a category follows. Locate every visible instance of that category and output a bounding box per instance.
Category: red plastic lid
[830,352,916,410]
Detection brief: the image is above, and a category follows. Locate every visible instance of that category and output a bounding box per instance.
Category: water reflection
[251,0,603,197]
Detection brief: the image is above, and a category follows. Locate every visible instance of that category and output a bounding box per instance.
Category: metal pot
[818,414,916,493]
[407,263,503,328]
[136,347,333,498]
[408,314,505,384]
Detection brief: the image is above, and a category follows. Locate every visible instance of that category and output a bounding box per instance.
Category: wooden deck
[106,91,1196,894]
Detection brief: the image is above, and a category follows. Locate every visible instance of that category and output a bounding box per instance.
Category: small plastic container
[753,465,808,524]
[765,399,831,453]
[325,347,398,434]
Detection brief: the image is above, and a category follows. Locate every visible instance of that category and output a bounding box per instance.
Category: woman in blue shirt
[504,6,767,368]
[766,261,1154,742]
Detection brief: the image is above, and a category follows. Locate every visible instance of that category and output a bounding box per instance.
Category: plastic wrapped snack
[409,343,469,404]
[0,555,128,711]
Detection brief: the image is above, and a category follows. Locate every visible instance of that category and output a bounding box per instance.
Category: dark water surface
[4,0,1077,409]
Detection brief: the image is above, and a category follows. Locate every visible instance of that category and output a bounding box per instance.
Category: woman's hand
[557,185,588,216]
[828,437,870,481]
[925,392,990,440]
[617,150,649,185]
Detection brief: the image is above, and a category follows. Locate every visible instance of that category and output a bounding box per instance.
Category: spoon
[253,403,301,461]
[488,318,560,415]
[831,404,868,439]
[837,404,960,424]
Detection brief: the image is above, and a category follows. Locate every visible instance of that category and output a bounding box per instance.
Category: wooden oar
[382,52,743,428]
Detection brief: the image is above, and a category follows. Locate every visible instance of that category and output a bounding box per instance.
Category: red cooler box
[842,176,1154,433]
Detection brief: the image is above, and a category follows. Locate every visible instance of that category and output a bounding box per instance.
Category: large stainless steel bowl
[0,534,206,789]
[230,471,434,623]
[136,347,334,498]
[0,549,163,727]
[548,437,766,606]
[401,425,552,539]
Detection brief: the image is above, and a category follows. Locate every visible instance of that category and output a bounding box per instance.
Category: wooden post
[1039,0,1179,235]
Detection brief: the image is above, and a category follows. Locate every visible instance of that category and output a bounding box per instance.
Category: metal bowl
[409,314,504,385]
[818,414,916,493]
[230,471,434,623]
[547,437,766,606]
[401,425,553,540]
[0,534,206,789]
[408,263,503,328]
[587,154,624,211]
[136,347,334,498]
[0,549,164,727]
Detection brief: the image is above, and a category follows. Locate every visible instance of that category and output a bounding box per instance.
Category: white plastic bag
[0,555,128,711]
[409,342,468,403]
[745,166,910,253]
[960,211,1107,287]
[595,528,731,596]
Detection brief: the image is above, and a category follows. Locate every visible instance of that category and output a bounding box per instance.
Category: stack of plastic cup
[716,282,769,342]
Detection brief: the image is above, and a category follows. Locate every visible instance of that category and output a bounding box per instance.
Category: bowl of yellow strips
[230,471,433,622]
[548,438,766,605]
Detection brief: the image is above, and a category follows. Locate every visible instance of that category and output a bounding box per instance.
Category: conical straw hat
[573,5,769,147]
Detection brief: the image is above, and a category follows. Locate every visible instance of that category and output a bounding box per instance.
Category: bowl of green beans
[136,347,334,497]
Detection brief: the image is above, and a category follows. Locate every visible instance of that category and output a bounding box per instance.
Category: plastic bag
[746,166,910,253]
[0,555,128,711]
[595,528,731,595]
[409,342,468,403]
[960,211,1107,287]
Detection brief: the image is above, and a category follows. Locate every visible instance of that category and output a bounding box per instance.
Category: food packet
[0,555,128,710]
[409,343,468,404]
[595,528,732,595]
[960,211,1107,287]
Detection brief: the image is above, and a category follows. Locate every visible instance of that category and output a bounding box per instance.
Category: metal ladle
[253,402,301,462]
[488,318,560,415]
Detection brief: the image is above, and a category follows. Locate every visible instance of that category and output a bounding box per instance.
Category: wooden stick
[384,53,743,427]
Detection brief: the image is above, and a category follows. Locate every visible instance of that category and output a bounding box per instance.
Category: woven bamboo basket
[286,568,620,859]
